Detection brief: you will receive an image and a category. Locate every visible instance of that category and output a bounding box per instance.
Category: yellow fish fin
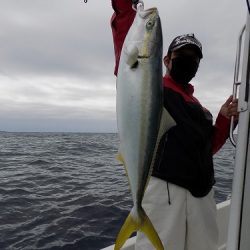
[114,212,138,250]
[114,208,164,250]
[140,210,164,250]
[116,152,129,175]
[116,152,125,164]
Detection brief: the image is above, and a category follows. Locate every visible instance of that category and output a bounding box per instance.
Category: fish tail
[140,208,164,250]
[114,208,164,250]
[114,211,137,250]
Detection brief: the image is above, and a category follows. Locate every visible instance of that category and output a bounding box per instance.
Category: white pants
[135,177,218,250]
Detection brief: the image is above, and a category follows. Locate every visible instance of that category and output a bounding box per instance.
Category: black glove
[132,0,139,5]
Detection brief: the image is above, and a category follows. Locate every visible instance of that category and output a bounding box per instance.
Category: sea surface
[0,132,236,250]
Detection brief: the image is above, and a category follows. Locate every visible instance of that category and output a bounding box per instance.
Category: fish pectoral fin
[114,208,164,250]
[125,45,139,68]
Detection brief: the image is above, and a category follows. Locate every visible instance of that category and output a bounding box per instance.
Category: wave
[0,133,235,250]
[28,159,51,165]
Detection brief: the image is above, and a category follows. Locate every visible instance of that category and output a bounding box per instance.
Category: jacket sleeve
[111,0,136,75]
[212,113,231,154]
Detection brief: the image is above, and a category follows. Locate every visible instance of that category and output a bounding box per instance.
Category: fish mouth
[130,55,149,69]
[139,8,158,18]
[138,55,150,59]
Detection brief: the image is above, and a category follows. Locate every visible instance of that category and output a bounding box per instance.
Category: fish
[115,3,175,250]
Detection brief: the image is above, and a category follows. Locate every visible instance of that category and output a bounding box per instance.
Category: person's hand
[219,95,239,120]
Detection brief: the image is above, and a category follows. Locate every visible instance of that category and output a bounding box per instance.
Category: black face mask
[170,56,199,85]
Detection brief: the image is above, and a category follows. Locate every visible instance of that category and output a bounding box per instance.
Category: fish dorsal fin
[125,45,139,68]
[158,107,176,139]
[153,107,176,164]
[144,108,176,192]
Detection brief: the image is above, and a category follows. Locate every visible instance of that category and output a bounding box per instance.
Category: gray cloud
[0,0,248,131]
[0,0,114,79]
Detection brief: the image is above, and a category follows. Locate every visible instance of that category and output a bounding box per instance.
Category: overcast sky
[0,0,247,132]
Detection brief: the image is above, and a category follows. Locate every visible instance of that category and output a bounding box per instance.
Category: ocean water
[0,132,236,250]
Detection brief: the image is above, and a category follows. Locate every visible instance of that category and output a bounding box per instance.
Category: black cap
[168,33,203,59]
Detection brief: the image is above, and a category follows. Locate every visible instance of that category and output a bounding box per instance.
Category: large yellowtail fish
[115,2,175,250]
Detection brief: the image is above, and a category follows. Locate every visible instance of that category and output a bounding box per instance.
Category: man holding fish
[111,0,239,249]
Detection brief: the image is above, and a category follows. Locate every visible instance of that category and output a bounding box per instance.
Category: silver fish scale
[116,7,163,209]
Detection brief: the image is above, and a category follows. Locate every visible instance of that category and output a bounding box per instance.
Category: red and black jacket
[152,76,231,197]
[111,0,231,197]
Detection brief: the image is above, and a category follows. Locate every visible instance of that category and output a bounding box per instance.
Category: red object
[111,0,136,75]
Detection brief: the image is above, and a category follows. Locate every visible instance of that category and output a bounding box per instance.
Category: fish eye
[146,20,155,29]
